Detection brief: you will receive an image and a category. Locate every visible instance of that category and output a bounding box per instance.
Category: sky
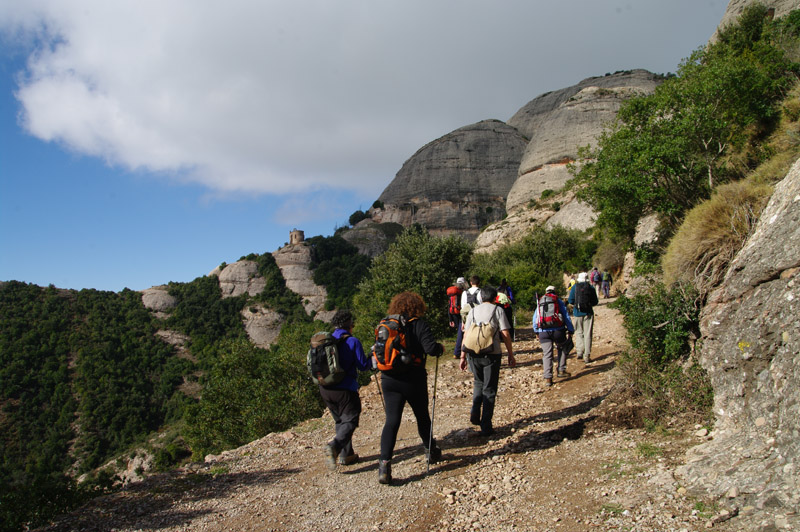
[0,0,730,292]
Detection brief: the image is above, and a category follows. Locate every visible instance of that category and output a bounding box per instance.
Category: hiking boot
[324,442,340,470]
[338,452,359,466]
[479,427,495,437]
[544,378,553,387]
[425,446,442,464]
[378,459,392,485]
[583,357,591,364]
[557,371,571,378]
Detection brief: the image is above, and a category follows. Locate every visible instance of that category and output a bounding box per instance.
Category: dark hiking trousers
[467,353,501,434]
[379,371,433,461]
[318,386,361,457]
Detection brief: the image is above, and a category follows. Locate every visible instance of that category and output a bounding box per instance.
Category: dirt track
[38,300,740,532]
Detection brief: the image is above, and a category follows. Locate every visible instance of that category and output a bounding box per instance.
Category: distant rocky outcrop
[473,71,660,253]
[678,158,800,518]
[214,261,266,298]
[712,0,797,41]
[340,219,404,258]
[140,286,177,315]
[272,241,335,322]
[507,71,661,211]
[241,305,284,349]
[373,119,528,241]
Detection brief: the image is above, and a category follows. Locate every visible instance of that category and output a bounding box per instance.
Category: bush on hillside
[592,239,626,272]
[352,225,472,341]
[307,234,371,310]
[184,329,322,459]
[661,179,772,296]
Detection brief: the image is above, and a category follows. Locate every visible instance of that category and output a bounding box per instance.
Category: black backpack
[575,283,593,313]
[307,332,349,387]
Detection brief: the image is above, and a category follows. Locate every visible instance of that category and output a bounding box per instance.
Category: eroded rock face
[376,119,528,241]
[340,219,403,258]
[272,242,328,316]
[678,159,800,515]
[507,70,661,208]
[241,305,284,349]
[140,286,177,313]
[218,261,266,298]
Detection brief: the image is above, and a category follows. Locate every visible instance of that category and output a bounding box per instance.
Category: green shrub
[592,238,626,272]
[184,332,322,459]
[614,283,700,365]
[307,235,371,310]
[352,225,472,341]
[632,243,662,277]
[349,209,369,226]
[540,189,555,200]
[471,226,596,307]
[613,282,713,425]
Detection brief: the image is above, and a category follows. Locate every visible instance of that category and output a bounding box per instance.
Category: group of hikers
[312,269,609,485]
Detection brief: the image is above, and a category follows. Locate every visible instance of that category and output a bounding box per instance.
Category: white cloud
[1,0,727,197]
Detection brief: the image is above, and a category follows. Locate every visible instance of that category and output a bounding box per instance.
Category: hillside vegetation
[2,4,799,532]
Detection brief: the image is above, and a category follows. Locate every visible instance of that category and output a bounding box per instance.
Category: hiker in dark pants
[533,286,574,386]
[377,292,444,485]
[460,286,516,437]
[320,310,372,470]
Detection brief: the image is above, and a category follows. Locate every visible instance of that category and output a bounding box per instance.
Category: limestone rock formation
[475,71,661,253]
[140,286,177,314]
[507,70,662,212]
[473,189,594,254]
[374,119,528,241]
[241,305,284,349]
[678,159,800,516]
[272,241,332,320]
[217,261,266,298]
[340,219,404,258]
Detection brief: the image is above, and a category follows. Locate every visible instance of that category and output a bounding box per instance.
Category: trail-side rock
[678,158,800,524]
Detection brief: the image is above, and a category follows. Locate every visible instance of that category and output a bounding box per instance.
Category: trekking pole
[427,354,440,475]
[512,307,516,342]
[373,371,385,412]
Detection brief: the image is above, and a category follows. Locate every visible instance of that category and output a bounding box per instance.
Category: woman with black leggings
[377,291,443,485]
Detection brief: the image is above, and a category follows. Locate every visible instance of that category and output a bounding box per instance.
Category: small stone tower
[289,229,304,245]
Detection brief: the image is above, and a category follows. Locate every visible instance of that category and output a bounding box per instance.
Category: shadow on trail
[44,467,301,532]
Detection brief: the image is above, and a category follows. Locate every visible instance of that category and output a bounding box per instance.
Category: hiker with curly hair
[377,291,444,485]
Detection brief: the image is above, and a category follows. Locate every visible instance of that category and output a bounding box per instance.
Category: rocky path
[39,302,743,532]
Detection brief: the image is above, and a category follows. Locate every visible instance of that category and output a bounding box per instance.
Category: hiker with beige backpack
[460,286,516,437]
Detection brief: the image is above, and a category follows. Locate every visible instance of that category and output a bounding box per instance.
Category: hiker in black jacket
[568,272,599,364]
[377,292,443,485]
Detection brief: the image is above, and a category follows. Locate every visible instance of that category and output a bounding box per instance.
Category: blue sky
[0,0,729,292]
